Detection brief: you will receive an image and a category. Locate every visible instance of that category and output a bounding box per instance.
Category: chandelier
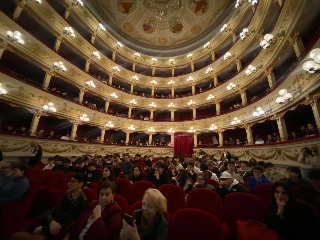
[6,31,24,45]
[105,121,114,128]
[86,80,96,88]
[79,114,89,122]
[231,117,241,125]
[209,124,217,131]
[188,127,196,133]
[207,94,215,100]
[168,128,175,133]
[43,102,56,113]
[148,127,155,133]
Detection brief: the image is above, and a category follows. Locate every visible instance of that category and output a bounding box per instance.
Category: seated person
[76,159,88,174]
[0,165,29,203]
[16,127,30,136]
[263,162,287,183]
[288,131,298,140]
[129,165,144,185]
[61,134,71,140]
[120,155,133,179]
[255,137,264,144]
[86,162,101,183]
[186,161,198,183]
[64,159,77,174]
[297,168,320,213]
[224,161,243,183]
[272,133,280,142]
[228,137,236,146]
[120,189,169,240]
[172,169,192,191]
[217,172,249,202]
[285,167,309,188]
[200,163,219,182]
[307,123,319,136]
[47,131,55,138]
[247,166,271,193]
[268,182,320,240]
[92,137,101,143]
[64,181,122,240]
[167,160,178,177]
[42,157,55,170]
[264,135,275,143]
[237,160,251,174]
[10,174,88,240]
[52,157,65,172]
[185,173,215,195]
[147,162,169,189]
[0,161,14,188]
[101,165,120,195]
[2,125,15,133]
[235,139,244,146]
[298,126,307,138]
[35,129,45,137]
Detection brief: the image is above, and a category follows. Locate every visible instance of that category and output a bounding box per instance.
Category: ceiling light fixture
[188,127,196,133]
[110,92,118,98]
[97,23,106,32]
[303,48,320,73]
[91,51,100,60]
[253,107,265,117]
[63,27,75,37]
[85,80,96,88]
[245,65,257,75]
[224,52,232,60]
[53,61,67,71]
[207,94,215,100]
[168,102,175,108]
[79,114,89,122]
[206,67,213,74]
[209,124,217,131]
[188,100,195,106]
[231,117,241,125]
[6,31,24,44]
[113,66,120,72]
[42,102,56,113]
[168,128,175,134]
[226,83,236,90]
[276,89,293,104]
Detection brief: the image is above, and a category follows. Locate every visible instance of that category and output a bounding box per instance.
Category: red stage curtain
[174,133,194,157]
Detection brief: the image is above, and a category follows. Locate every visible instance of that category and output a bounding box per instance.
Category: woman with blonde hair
[120,189,168,240]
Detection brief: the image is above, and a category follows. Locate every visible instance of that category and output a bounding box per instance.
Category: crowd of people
[0,145,320,239]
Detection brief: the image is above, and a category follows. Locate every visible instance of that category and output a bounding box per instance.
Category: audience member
[255,137,264,144]
[172,169,192,191]
[64,159,77,174]
[16,127,30,135]
[101,165,120,195]
[0,165,29,203]
[147,162,169,189]
[307,123,319,136]
[268,182,320,240]
[0,161,14,188]
[263,162,288,183]
[222,149,232,160]
[47,131,55,138]
[70,156,77,166]
[167,160,178,177]
[217,172,249,202]
[1,125,15,133]
[247,166,271,193]
[224,161,243,183]
[52,157,65,172]
[129,165,144,184]
[112,158,121,178]
[186,161,197,183]
[272,132,280,142]
[120,154,133,179]
[264,135,275,143]
[200,163,219,182]
[185,172,215,194]
[288,131,298,140]
[237,160,251,173]
[42,157,55,170]
[285,167,309,188]
[120,189,168,240]
[87,162,101,183]
[298,125,307,138]
[35,129,45,137]
[76,159,88,174]
[28,145,43,167]
[298,147,317,181]
[61,134,71,140]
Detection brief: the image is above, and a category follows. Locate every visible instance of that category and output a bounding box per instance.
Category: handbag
[237,219,279,240]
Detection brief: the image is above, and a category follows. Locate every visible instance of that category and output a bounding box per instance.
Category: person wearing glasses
[247,166,271,193]
[10,173,88,240]
[185,172,215,195]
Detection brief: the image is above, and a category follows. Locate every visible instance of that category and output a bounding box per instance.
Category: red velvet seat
[129,181,155,205]
[83,188,97,203]
[40,170,65,190]
[158,184,185,216]
[254,183,273,207]
[88,182,100,194]
[292,185,301,195]
[142,172,148,180]
[35,169,52,187]
[207,178,220,189]
[0,178,38,240]
[167,208,226,240]
[239,182,253,194]
[224,193,268,240]
[279,178,287,182]
[245,176,253,183]
[135,161,145,170]
[26,167,41,180]
[34,162,45,169]
[126,201,142,215]
[117,178,132,203]
[114,194,128,218]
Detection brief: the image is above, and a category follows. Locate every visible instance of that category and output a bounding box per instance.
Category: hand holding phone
[124,214,134,226]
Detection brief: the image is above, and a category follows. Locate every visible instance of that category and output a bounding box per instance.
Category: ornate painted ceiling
[89,0,233,51]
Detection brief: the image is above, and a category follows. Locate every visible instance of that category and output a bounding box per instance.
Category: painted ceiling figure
[193,0,208,14]
[118,0,134,14]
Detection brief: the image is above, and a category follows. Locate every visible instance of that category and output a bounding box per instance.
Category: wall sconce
[231,117,241,125]
[91,51,100,59]
[221,24,229,32]
[187,76,194,82]
[168,128,175,133]
[150,102,156,108]
[132,75,139,81]
[207,94,215,100]
[276,89,293,104]
[148,127,155,133]
[6,31,24,44]
[85,80,96,88]
[110,92,118,98]
[79,114,89,122]
[130,99,137,105]
[42,102,56,113]
[151,80,157,85]
[116,42,123,49]
[72,0,83,6]
[206,67,213,74]
[168,80,175,85]
[203,42,210,48]
[134,52,141,59]
[53,61,67,71]
[209,124,217,131]
[152,58,157,64]
[169,59,174,64]
[168,102,175,108]
[303,48,320,73]
[113,66,120,72]
[253,107,265,117]
[188,100,195,106]
[224,52,232,60]
[187,53,193,60]
[240,28,249,40]
[97,23,106,32]
[226,83,236,90]
[245,65,257,75]
[188,127,196,133]
[0,83,8,95]
[105,121,114,128]
[128,125,135,131]
[63,27,75,37]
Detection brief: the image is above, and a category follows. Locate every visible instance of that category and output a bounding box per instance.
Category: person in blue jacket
[247,166,271,193]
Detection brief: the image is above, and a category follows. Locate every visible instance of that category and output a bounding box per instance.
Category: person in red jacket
[63,181,122,240]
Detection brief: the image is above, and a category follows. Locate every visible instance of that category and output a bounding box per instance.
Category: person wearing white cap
[217,172,249,202]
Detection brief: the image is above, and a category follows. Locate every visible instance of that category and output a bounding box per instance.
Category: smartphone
[124,214,134,226]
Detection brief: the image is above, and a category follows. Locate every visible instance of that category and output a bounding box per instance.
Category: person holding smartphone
[120,189,168,240]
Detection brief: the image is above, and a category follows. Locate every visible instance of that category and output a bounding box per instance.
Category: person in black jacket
[221,149,232,161]
[10,173,88,240]
[147,162,169,189]
[28,145,42,167]
[129,165,144,184]
[63,159,77,174]
[186,161,197,183]
[86,161,101,183]
[268,182,320,240]
[52,157,65,172]
[217,172,249,202]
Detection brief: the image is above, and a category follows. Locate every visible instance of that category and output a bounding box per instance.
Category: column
[171,109,174,121]
[191,62,194,72]
[79,87,85,103]
[109,74,113,85]
[126,132,130,145]
[276,115,288,141]
[311,100,320,131]
[171,67,174,77]
[149,133,153,145]
[150,109,154,120]
[241,90,247,105]
[192,84,195,95]
[293,35,305,58]
[130,84,134,94]
[71,123,78,140]
[237,59,242,72]
[216,101,221,115]
[212,52,216,62]
[90,33,96,44]
[42,70,52,90]
[132,63,136,72]
[232,31,237,43]
[100,128,106,143]
[218,131,224,147]
[246,124,253,145]
[171,134,174,147]
[192,107,196,119]
[84,59,90,72]
[151,86,155,97]
[128,107,132,118]
[13,1,26,20]
[194,132,198,147]
[112,52,116,61]
[54,36,62,52]
[0,40,7,60]
[105,99,109,112]
[267,70,276,88]
[152,67,155,76]
[64,7,71,20]
[213,75,218,87]
[29,114,41,136]
[171,87,174,98]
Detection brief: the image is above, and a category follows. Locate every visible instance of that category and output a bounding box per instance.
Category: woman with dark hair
[63,181,122,240]
[298,147,317,180]
[172,169,191,191]
[286,167,309,188]
[28,145,43,167]
[129,165,143,184]
[0,165,29,203]
[268,182,320,240]
[101,165,120,194]
[97,160,104,169]
[185,172,215,195]
[112,158,121,178]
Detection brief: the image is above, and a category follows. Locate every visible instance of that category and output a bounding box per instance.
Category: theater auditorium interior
[0,0,320,239]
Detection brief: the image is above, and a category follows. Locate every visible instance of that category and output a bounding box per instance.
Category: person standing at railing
[298,147,318,181]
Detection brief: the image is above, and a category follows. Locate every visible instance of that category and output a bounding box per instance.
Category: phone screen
[124,214,134,226]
